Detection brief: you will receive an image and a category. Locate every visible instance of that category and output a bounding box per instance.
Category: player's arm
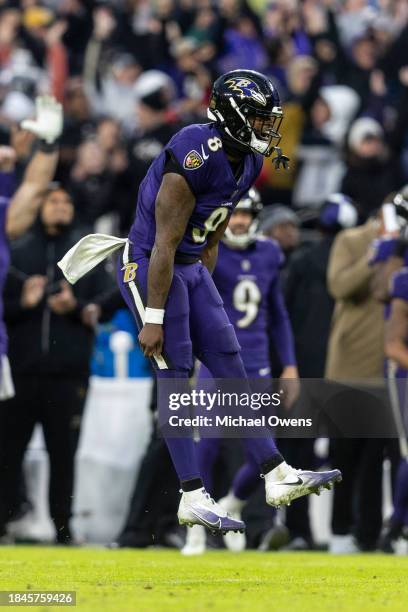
[138,173,195,358]
[385,298,408,370]
[6,97,62,240]
[201,216,229,274]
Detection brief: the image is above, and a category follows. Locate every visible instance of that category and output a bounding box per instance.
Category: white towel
[58,233,128,284]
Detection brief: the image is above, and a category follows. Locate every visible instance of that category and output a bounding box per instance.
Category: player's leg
[182,363,223,555]
[117,250,244,534]
[118,248,200,483]
[196,437,221,493]
[155,370,244,535]
[188,264,281,465]
[190,264,342,508]
[218,370,274,551]
[223,367,278,507]
[379,379,408,551]
[194,362,222,492]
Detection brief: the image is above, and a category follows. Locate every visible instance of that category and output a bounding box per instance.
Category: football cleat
[265,465,342,508]
[178,488,246,534]
[218,493,247,552]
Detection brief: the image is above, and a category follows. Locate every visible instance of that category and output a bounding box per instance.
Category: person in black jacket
[0,183,114,544]
[285,194,358,378]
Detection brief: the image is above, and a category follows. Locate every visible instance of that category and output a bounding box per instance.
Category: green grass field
[1,547,408,611]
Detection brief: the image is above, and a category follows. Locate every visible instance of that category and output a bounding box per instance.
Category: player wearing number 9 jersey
[200,188,295,378]
[117,69,341,535]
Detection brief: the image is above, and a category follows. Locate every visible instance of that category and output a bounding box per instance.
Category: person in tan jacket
[326,217,384,381]
[325,214,391,554]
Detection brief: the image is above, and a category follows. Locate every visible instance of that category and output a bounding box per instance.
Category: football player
[376,188,408,551]
[182,188,299,554]
[60,69,341,535]
[382,242,408,552]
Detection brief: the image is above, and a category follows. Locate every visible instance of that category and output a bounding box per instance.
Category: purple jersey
[129,123,263,258]
[0,172,14,356]
[213,237,295,370]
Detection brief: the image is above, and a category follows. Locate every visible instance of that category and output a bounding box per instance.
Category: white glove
[21,95,63,145]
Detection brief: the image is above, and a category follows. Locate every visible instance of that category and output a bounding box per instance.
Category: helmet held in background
[223,188,263,250]
[368,236,397,266]
[207,69,287,164]
[368,228,408,268]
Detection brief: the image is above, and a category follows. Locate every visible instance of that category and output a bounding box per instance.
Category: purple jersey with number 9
[129,123,263,257]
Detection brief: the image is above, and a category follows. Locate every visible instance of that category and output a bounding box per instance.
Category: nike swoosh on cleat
[275,477,303,486]
[189,508,222,529]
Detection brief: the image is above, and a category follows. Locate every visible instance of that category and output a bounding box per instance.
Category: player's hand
[0,146,16,172]
[21,275,47,309]
[48,281,77,315]
[21,96,63,145]
[138,323,163,358]
[279,366,300,410]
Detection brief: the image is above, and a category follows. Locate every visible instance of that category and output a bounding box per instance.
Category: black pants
[0,374,87,541]
[330,437,386,549]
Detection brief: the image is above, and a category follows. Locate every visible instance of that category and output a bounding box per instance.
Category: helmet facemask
[247,111,283,156]
[226,97,283,157]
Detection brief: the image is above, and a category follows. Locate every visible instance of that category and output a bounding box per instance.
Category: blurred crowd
[0,0,407,230]
[0,0,408,553]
